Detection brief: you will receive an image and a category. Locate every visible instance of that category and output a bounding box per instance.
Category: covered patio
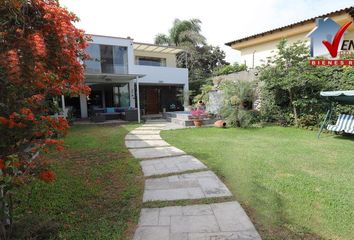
[61,73,145,123]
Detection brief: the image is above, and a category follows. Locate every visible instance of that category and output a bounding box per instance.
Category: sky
[60,0,354,63]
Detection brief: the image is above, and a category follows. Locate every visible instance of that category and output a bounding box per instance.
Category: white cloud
[60,0,354,62]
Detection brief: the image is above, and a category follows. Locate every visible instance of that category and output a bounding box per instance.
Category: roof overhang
[225,6,354,50]
[133,42,184,54]
[85,73,145,85]
[320,90,354,105]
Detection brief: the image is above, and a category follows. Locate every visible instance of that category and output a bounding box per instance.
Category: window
[100,45,114,73]
[85,44,101,74]
[85,44,128,74]
[113,83,130,107]
[135,56,166,67]
[113,46,128,74]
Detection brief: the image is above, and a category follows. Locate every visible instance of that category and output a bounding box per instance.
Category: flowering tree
[0,0,90,237]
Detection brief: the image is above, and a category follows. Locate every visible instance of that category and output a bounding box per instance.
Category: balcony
[85,63,128,75]
[131,65,188,85]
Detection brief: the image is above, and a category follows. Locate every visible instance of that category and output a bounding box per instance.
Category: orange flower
[10,161,21,168]
[0,159,5,169]
[56,145,64,151]
[39,170,56,183]
[28,33,46,57]
[0,117,8,125]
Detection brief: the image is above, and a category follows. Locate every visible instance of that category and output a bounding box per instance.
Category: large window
[85,44,128,74]
[85,44,101,73]
[113,46,128,73]
[135,56,166,67]
[100,45,114,73]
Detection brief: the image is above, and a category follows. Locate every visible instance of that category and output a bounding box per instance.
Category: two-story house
[64,34,188,121]
[225,6,354,68]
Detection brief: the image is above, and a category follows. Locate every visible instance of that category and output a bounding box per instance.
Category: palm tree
[154,18,206,47]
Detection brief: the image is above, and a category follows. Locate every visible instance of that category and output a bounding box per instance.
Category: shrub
[219,80,259,128]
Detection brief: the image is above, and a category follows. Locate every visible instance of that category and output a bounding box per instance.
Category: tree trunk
[288,89,298,126]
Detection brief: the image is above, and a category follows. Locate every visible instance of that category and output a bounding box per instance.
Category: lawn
[161,126,354,240]
[12,124,143,240]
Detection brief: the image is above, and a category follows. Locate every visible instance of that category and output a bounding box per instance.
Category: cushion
[106,107,115,113]
[115,108,125,113]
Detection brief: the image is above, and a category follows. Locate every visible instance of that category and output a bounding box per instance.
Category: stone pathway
[126,121,261,240]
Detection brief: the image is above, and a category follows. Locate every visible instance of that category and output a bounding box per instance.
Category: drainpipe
[252,50,256,69]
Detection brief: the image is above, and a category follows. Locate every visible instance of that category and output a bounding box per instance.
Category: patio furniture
[318,90,354,138]
[91,114,106,123]
[327,114,354,134]
[92,107,126,120]
[122,109,138,121]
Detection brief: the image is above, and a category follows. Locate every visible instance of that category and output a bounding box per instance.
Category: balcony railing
[85,63,128,75]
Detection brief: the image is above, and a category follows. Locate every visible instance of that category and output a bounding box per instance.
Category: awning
[133,42,184,54]
[320,90,354,105]
[85,73,145,84]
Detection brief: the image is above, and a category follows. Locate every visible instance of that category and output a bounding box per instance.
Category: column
[79,94,88,118]
[129,80,136,108]
[136,77,141,123]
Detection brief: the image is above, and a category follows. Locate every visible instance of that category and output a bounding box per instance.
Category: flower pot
[214,120,226,128]
[193,119,203,127]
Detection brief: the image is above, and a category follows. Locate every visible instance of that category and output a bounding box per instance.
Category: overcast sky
[60,0,354,63]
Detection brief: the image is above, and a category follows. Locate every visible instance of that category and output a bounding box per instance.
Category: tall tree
[155,19,227,95]
[154,18,205,47]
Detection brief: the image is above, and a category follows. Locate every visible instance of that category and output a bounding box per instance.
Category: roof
[320,90,354,105]
[133,42,184,54]
[86,34,184,54]
[225,6,354,47]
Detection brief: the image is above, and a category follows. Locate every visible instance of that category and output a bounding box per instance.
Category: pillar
[79,94,88,118]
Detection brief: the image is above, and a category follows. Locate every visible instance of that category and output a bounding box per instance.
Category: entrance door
[145,87,159,114]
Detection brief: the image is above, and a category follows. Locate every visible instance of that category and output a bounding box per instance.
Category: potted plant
[191,109,206,127]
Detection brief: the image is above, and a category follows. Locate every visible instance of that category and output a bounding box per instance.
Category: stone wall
[207,69,261,114]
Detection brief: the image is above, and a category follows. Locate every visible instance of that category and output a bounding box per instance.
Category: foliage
[258,39,354,127]
[154,18,205,47]
[193,84,213,104]
[219,80,256,127]
[213,62,247,76]
[162,127,354,240]
[184,45,227,94]
[0,0,89,237]
[154,19,228,95]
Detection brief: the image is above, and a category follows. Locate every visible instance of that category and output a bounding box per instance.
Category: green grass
[13,124,143,240]
[161,126,354,240]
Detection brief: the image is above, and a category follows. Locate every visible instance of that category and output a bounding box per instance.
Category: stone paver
[129,130,161,135]
[127,121,261,239]
[142,123,167,127]
[130,146,185,159]
[125,139,170,148]
[143,171,232,202]
[133,202,261,240]
[136,126,165,130]
[140,155,207,176]
[125,134,162,140]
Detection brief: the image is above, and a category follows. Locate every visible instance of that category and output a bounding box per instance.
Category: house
[64,34,188,121]
[225,6,354,68]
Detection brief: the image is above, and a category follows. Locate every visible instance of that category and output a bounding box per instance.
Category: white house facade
[64,34,188,121]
